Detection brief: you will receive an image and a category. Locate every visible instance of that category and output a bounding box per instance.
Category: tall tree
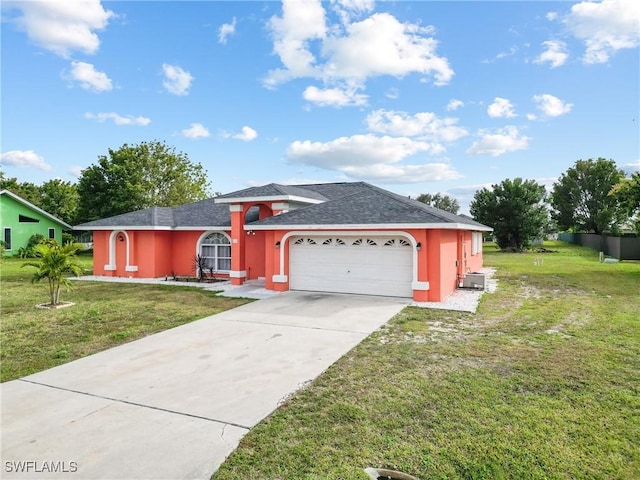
[76,141,211,223]
[550,158,625,234]
[610,172,640,233]
[39,179,79,225]
[0,172,41,206]
[415,192,460,214]
[470,178,547,251]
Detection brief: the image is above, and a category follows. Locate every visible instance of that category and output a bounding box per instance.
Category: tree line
[1,140,211,226]
[470,158,640,251]
[3,142,638,253]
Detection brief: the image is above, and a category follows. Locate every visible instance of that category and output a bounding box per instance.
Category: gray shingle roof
[74,182,490,231]
[289,182,370,200]
[172,199,231,226]
[215,183,329,202]
[75,199,230,229]
[74,206,174,228]
[248,183,489,228]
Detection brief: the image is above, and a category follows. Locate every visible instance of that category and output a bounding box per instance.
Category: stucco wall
[131,231,173,277]
[172,231,206,277]
[245,230,266,279]
[88,226,485,302]
[92,231,110,275]
[439,229,459,301]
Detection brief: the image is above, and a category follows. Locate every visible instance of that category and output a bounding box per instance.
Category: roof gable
[0,189,72,229]
[214,183,328,203]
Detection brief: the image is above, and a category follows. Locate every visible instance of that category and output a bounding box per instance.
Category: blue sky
[1,0,639,213]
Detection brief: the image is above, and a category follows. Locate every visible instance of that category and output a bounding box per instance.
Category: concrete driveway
[1,292,410,479]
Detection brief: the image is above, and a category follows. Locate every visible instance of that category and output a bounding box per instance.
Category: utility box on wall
[462,272,485,289]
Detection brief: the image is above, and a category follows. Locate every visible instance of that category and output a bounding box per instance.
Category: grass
[0,254,251,382]
[213,242,640,480]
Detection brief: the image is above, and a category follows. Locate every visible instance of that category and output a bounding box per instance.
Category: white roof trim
[214,195,324,205]
[245,223,493,232]
[74,225,231,231]
[174,226,231,231]
[74,226,174,231]
[1,189,72,229]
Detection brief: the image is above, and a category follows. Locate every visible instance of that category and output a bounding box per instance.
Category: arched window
[200,233,231,272]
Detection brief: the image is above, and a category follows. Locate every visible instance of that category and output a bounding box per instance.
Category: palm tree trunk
[49,278,56,305]
[53,280,60,305]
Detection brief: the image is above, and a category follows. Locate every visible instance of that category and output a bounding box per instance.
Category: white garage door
[289,236,413,297]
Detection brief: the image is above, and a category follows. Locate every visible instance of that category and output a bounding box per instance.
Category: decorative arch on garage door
[274,231,427,298]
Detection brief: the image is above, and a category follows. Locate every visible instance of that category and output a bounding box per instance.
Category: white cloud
[288,134,441,168]
[68,166,84,177]
[385,88,399,100]
[6,0,114,57]
[339,162,462,184]
[546,12,559,21]
[532,94,573,117]
[286,134,458,183]
[466,126,530,157]
[487,97,517,118]
[534,40,569,68]
[563,0,640,64]
[303,85,368,107]
[365,109,468,144]
[482,46,518,64]
[222,126,258,142]
[182,123,210,139]
[446,99,464,111]
[85,112,150,126]
[162,64,193,96]
[322,13,453,85]
[265,0,327,86]
[330,0,375,24]
[623,159,640,173]
[66,61,112,92]
[0,150,52,171]
[218,17,236,44]
[496,46,518,60]
[265,3,453,88]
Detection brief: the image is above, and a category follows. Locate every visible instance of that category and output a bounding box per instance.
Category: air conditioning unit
[462,272,485,290]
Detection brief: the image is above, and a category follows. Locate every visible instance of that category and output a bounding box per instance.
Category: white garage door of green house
[289,236,413,298]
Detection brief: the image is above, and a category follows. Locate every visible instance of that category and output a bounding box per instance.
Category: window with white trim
[200,233,231,271]
[472,232,483,255]
[3,228,11,250]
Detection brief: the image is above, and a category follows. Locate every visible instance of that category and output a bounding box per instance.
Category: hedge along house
[0,189,72,255]
[74,182,492,302]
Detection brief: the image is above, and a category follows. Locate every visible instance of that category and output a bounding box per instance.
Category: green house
[0,189,72,255]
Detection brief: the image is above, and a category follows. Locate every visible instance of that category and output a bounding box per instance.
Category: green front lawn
[213,242,639,480]
[0,254,251,382]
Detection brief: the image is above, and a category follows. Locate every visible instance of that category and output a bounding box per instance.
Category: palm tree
[22,242,84,306]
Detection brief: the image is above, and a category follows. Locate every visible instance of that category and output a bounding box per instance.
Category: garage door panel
[289,236,413,298]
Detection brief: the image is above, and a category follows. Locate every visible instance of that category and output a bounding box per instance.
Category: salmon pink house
[74,182,492,302]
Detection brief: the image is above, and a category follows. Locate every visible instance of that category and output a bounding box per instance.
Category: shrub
[18,234,57,258]
[22,242,84,306]
[62,232,75,245]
